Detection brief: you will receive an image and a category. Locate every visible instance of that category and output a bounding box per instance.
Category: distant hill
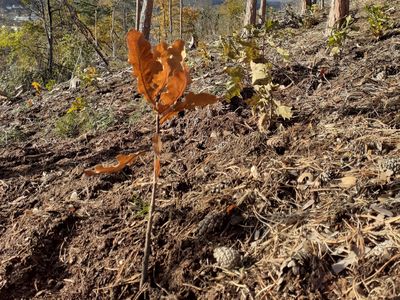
[0,0,21,9]
[185,0,293,9]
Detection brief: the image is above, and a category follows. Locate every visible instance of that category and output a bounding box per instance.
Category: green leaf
[250,60,272,86]
[273,100,292,119]
[67,97,86,114]
[276,47,290,62]
[224,66,244,100]
[225,81,242,100]
[220,37,239,60]
[330,46,340,56]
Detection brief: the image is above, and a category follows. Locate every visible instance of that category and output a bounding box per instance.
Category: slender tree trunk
[168,0,172,42]
[135,0,141,31]
[259,0,266,25]
[45,0,53,77]
[139,0,154,40]
[94,8,98,46]
[320,0,325,8]
[301,0,312,14]
[123,3,128,33]
[162,2,167,40]
[244,0,256,27]
[326,0,349,32]
[179,0,182,39]
[111,5,116,58]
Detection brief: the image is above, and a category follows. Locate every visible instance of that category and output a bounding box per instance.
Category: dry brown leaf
[127,30,167,107]
[152,42,170,97]
[370,204,393,217]
[371,169,394,185]
[166,39,186,72]
[158,41,190,111]
[159,67,190,109]
[160,92,218,124]
[250,165,260,180]
[84,152,143,176]
[257,112,269,133]
[127,30,217,121]
[332,251,358,274]
[302,199,315,210]
[338,176,357,188]
[297,172,314,184]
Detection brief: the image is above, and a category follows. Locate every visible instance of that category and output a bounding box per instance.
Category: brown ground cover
[0,1,399,298]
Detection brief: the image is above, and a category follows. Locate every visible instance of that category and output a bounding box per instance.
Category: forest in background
[0,0,294,95]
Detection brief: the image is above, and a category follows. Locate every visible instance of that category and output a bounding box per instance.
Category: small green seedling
[365,4,393,38]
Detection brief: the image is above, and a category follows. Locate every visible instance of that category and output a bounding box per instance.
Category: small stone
[70,190,79,201]
[69,76,81,90]
[250,165,260,180]
[222,130,231,137]
[210,131,218,138]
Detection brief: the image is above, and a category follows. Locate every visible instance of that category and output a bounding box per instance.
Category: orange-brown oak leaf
[158,40,191,111]
[159,67,190,109]
[168,40,187,72]
[160,92,218,124]
[152,42,170,97]
[84,152,143,176]
[126,30,168,107]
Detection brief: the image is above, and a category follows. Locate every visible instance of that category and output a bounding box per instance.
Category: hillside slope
[0,2,399,299]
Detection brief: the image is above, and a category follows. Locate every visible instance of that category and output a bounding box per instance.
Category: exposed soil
[1,2,400,299]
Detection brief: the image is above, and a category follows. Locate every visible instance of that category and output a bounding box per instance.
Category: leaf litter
[0,1,400,299]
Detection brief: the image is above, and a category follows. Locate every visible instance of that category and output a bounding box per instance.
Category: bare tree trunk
[244,0,256,27]
[301,0,312,14]
[135,0,141,30]
[94,8,98,46]
[259,0,266,25]
[45,0,53,77]
[140,0,154,40]
[123,3,128,33]
[320,0,325,8]
[162,1,167,40]
[168,0,172,42]
[326,0,349,31]
[111,5,116,58]
[179,0,182,39]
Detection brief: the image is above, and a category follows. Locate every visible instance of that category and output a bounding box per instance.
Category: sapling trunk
[140,112,160,288]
